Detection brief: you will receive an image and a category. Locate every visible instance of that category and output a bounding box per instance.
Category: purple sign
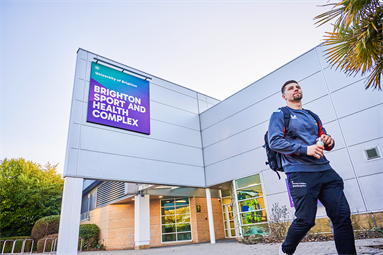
[87,62,150,134]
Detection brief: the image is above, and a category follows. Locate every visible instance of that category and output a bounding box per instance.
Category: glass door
[223,204,237,238]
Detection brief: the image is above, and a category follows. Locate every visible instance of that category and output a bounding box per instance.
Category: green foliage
[79,224,99,250]
[31,215,60,241]
[315,0,382,90]
[0,158,64,237]
[0,237,35,253]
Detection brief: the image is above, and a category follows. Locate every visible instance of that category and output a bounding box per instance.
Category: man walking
[268,80,356,255]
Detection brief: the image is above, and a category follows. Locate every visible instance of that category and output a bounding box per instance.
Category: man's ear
[282,94,287,100]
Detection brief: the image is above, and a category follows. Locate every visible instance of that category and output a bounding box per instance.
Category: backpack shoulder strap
[304,109,323,136]
[279,107,291,132]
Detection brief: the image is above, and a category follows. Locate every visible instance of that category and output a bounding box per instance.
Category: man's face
[283,83,303,102]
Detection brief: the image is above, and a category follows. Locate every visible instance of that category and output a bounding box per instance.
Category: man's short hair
[281,80,298,94]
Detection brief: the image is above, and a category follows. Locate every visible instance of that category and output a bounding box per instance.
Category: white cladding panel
[324,148,355,180]
[349,138,383,177]
[359,173,383,211]
[64,49,212,186]
[200,49,321,130]
[344,178,367,213]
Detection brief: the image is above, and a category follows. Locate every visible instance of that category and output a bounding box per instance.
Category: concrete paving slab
[75,238,383,255]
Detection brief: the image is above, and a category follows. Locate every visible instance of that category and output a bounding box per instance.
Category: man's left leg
[318,169,356,255]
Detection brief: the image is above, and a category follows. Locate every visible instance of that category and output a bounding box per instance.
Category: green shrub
[31,215,60,241]
[79,224,99,250]
[36,234,58,253]
[0,236,35,253]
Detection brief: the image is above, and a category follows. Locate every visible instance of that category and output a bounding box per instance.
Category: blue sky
[1,0,333,175]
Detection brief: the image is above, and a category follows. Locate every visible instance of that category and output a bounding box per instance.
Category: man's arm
[267,110,307,155]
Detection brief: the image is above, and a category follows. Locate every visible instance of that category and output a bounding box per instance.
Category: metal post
[205,188,216,244]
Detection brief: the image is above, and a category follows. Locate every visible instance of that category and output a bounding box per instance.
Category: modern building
[57,46,383,254]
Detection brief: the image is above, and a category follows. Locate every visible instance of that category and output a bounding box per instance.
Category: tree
[315,0,382,90]
[0,158,64,237]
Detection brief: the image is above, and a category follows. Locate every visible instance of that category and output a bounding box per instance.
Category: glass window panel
[222,197,231,205]
[176,214,190,223]
[175,206,190,215]
[162,216,176,224]
[223,213,227,221]
[221,190,231,197]
[242,223,269,236]
[175,198,189,207]
[162,224,176,233]
[176,223,191,232]
[237,185,263,200]
[162,233,176,242]
[161,199,175,207]
[240,210,267,225]
[238,197,265,212]
[225,230,228,237]
[161,207,175,215]
[229,212,233,220]
[235,174,261,189]
[177,232,191,241]
[230,221,234,228]
[231,229,236,236]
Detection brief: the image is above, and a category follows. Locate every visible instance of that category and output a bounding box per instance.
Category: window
[161,198,192,242]
[235,174,269,236]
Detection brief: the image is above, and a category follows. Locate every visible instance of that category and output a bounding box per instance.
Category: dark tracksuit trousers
[282,169,356,255]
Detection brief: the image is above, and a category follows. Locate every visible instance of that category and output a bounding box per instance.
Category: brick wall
[80,203,135,250]
[190,197,225,243]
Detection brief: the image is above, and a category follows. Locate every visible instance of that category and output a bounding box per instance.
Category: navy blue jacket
[267,107,334,173]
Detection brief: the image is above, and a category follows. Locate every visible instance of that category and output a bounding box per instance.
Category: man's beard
[293,93,302,100]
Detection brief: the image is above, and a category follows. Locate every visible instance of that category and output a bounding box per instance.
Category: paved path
[81,238,383,255]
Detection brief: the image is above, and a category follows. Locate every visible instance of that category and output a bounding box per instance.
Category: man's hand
[307,144,324,159]
[317,134,334,147]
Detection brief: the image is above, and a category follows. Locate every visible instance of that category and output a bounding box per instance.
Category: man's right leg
[282,172,320,255]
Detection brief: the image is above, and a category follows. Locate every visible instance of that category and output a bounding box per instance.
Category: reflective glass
[221,190,231,197]
[177,232,191,241]
[230,221,234,228]
[235,174,261,189]
[229,212,233,220]
[238,197,265,212]
[242,223,269,236]
[222,197,231,205]
[225,230,228,237]
[175,206,190,215]
[161,207,175,215]
[176,214,190,223]
[161,199,175,207]
[240,210,267,225]
[177,223,191,232]
[162,224,176,233]
[162,234,176,242]
[162,216,176,224]
[231,229,236,236]
[237,185,263,200]
[175,198,189,207]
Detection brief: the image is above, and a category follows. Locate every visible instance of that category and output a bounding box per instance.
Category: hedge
[31,215,60,241]
[0,236,35,253]
[79,224,99,250]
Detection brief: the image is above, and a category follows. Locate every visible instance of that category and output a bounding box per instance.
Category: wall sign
[87,62,150,134]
